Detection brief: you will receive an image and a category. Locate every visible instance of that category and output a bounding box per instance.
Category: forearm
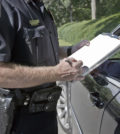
[0,63,59,89]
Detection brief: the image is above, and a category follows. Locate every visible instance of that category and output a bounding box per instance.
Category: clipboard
[69,33,120,76]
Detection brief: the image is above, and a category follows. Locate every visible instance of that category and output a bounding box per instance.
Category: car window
[97,59,120,80]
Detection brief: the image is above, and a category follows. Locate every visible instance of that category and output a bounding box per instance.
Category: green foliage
[44,0,69,26]
[96,0,120,18]
[112,51,120,58]
[73,8,91,21]
[60,0,71,8]
[58,12,120,58]
[44,0,120,26]
[59,13,120,44]
[44,0,91,26]
[59,39,71,46]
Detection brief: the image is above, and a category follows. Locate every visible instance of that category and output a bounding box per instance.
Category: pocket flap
[23,25,45,41]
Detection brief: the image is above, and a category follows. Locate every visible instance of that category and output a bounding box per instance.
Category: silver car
[57,25,120,134]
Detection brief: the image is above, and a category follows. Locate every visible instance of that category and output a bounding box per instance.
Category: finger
[65,59,73,67]
[65,58,78,67]
[86,41,90,46]
[63,58,69,62]
[61,71,73,78]
[61,75,75,81]
[61,69,82,81]
[81,40,90,46]
[75,76,85,81]
[73,61,83,68]
[68,57,77,62]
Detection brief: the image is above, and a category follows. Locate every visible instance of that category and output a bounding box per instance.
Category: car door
[71,74,111,134]
[57,59,120,134]
[99,76,120,134]
[71,78,104,134]
[70,59,120,134]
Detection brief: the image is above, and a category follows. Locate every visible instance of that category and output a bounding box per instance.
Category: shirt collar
[25,0,43,3]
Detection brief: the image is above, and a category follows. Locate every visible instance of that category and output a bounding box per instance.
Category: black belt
[15,86,62,113]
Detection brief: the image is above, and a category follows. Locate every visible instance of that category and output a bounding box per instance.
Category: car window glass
[96,59,120,80]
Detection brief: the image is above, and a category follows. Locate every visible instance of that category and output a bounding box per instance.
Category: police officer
[0,0,89,134]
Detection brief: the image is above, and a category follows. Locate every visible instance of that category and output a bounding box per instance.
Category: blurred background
[42,1,120,133]
[43,0,120,59]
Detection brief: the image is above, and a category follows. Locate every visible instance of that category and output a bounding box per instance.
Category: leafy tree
[44,0,120,26]
[44,0,91,26]
[96,0,120,18]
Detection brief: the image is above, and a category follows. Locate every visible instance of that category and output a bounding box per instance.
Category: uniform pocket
[22,25,46,65]
[23,25,45,44]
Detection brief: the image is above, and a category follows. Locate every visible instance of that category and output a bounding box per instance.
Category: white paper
[69,34,120,75]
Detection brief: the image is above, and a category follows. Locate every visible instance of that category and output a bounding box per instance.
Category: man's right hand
[0,59,84,89]
[55,58,84,81]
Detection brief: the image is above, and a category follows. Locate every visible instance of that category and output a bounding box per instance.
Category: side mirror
[111,24,120,37]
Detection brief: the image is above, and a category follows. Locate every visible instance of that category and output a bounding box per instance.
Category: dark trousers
[11,108,58,134]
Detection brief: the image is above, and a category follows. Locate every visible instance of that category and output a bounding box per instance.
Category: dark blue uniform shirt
[0,0,59,134]
[0,0,59,92]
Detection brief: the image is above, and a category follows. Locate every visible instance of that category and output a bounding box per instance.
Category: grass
[59,39,72,46]
[58,13,120,58]
[58,13,120,45]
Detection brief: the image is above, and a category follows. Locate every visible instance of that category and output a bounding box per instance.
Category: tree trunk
[69,4,73,22]
[91,0,96,20]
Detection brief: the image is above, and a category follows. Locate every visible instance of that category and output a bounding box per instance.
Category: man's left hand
[71,40,90,54]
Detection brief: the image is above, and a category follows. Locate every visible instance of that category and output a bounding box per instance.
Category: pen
[65,59,72,67]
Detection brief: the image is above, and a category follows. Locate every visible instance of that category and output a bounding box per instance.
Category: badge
[29,19,40,26]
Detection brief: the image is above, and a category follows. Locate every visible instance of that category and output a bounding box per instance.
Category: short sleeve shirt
[0,0,59,90]
[0,0,59,66]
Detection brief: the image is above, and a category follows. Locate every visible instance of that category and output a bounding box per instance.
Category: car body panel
[71,81,103,134]
[75,65,120,134]
[57,58,120,134]
[57,25,120,134]
[100,77,120,134]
